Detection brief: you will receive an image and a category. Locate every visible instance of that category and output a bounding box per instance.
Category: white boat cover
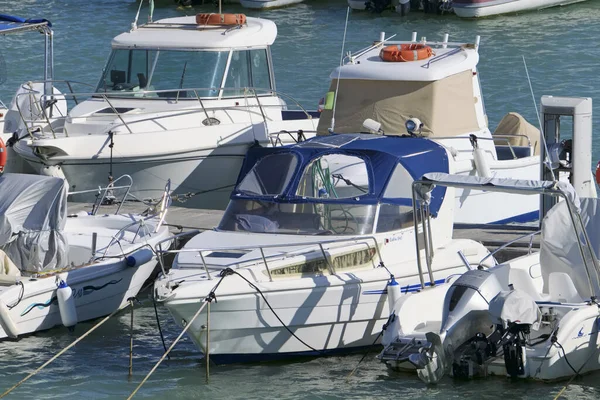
[416,173,580,211]
[489,289,541,329]
[0,174,68,273]
[540,198,600,300]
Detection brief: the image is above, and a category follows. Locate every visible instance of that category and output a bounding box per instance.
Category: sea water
[1,0,600,398]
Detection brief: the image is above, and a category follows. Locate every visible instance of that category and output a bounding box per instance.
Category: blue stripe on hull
[488,210,539,225]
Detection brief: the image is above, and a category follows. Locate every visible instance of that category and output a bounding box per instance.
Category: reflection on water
[1,1,600,398]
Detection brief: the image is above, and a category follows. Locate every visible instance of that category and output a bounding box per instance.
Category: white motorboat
[0,173,172,339]
[153,133,494,363]
[241,0,305,8]
[378,172,600,382]
[452,0,588,18]
[316,32,596,224]
[9,13,318,209]
[0,14,53,175]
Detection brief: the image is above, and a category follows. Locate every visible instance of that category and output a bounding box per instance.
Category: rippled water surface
[1,0,600,398]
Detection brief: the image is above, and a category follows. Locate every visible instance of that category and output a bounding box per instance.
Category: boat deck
[67,202,540,263]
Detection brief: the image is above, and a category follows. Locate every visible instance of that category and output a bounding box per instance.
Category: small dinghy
[0,173,172,339]
[379,172,600,382]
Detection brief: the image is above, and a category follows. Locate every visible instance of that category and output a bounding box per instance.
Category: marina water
[1,0,600,398]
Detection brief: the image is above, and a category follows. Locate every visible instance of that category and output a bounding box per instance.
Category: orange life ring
[0,138,6,174]
[595,160,600,187]
[379,44,434,62]
[196,13,246,26]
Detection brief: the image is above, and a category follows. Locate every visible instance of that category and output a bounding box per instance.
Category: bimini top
[331,38,479,82]
[232,134,449,216]
[112,15,277,50]
[0,14,51,34]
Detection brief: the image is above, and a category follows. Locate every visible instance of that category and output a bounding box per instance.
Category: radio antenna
[522,55,556,181]
[330,7,350,133]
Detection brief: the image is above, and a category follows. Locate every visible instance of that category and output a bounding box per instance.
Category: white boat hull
[157,238,489,363]
[0,213,171,339]
[20,143,251,209]
[240,0,305,8]
[0,257,156,339]
[453,0,587,18]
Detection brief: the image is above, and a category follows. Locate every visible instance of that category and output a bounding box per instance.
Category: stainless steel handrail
[156,234,384,282]
[412,176,600,299]
[477,230,542,268]
[12,82,316,140]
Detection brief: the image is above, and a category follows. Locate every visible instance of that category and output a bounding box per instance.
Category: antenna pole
[522,56,556,181]
[219,0,222,14]
[331,7,350,133]
[132,0,144,30]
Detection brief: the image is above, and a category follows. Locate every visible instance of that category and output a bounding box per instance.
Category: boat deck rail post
[433,134,532,160]
[162,235,384,281]
[14,83,316,139]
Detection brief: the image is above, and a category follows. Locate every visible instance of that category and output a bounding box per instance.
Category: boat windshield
[95,48,272,99]
[218,199,377,235]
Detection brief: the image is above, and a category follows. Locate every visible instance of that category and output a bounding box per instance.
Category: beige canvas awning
[493,112,540,155]
[317,69,480,137]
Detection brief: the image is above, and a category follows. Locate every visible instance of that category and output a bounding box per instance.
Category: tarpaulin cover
[232,133,449,216]
[0,14,51,34]
[540,197,600,300]
[489,289,541,329]
[0,173,68,273]
[418,172,580,212]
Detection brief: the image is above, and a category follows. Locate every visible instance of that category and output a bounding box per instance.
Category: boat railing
[411,174,600,295]
[477,229,541,268]
[12,81,317,139]
[155,234,384,283]
[95,180,173,259]
[69,174,134,215]
[434,134,532,160]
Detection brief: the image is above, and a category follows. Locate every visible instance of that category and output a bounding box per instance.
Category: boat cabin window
[237,153,298,196]
[218,199,376,235]
[296,154,369,199]
[223,49,272,97]
[96,49,229,98]
[383,164,413,199]
[376,205,417,232]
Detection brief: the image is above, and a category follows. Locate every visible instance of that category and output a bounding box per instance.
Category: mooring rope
[0,302,132,398]
[127,270,231,399]
[126,299,209,400]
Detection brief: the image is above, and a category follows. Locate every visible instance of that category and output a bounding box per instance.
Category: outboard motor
[416,269,503,383]
[451,288,541,379]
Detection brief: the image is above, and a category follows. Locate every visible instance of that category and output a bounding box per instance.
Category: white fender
[473,147,491,178]
[56,280,78,328]
[386,276,401,314]
[0,299,19,338]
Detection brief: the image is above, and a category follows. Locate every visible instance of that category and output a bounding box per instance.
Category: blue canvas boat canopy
[0,14,52,34]
[233,134,449,216]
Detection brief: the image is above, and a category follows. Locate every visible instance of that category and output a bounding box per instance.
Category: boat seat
[548,272,583,303]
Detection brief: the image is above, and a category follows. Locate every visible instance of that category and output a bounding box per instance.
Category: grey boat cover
[489,289,541,329]
[540,197,600,300]
[416,173,580,211]
[0,173,68,273]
